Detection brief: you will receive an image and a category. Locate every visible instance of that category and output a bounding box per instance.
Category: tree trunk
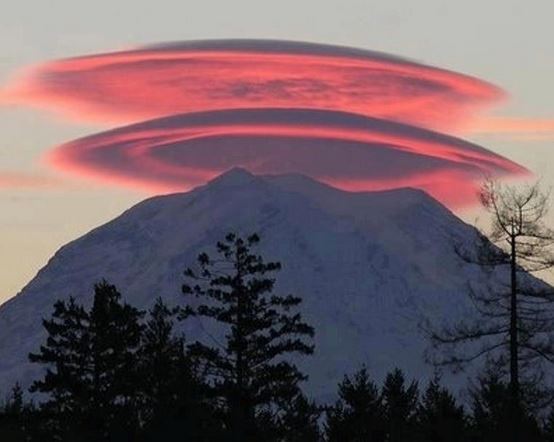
[233,269,249,441]
[509,234,520,442]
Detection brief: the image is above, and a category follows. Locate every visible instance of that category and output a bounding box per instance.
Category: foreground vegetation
[2,272,554,442]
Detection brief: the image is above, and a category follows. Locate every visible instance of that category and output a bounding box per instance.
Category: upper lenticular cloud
[3,39,503,131]
[47,108,528,206]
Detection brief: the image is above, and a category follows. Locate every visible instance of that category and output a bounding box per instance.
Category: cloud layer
[3,40,503,131]
[47,108,527,206]
[1,40,528,205]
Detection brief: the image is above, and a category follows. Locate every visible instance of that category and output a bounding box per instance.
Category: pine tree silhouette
[28,296,90,438]
[381,368,419,442]
[182,233,315,441]
[139,297,219,441]
[469,370,542,442]
[88,281,144,438]
[0,383,33,441]
[29,281,144,440]
[325,367,384,442]
[139,298,186,421]
[416,378,467,442]
[278,393,322,442]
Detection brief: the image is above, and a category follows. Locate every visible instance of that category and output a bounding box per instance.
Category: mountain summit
[0,170,486,398]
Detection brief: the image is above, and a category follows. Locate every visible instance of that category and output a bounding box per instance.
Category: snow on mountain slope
[0,168,490,398]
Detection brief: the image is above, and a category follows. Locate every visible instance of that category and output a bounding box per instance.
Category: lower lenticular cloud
[47,108,528,206]
[1,39,529,207]
[3,40,502,131]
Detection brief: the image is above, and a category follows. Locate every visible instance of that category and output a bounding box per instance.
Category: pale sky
[1,0,553,302]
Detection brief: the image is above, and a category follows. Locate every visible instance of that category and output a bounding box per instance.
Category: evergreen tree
[5,383,24,414]
[88,281,144,438]
[28,296,90,438]
[139,298,219,441]
[381,369,418,442]
[138,298,184,422]
[325,367,384,442]
[182,233,315,441]
[29,281,144,440]
[278,393,322,442]
[469,370,542,442]
[0,383,33,441]
[416,378,467,442]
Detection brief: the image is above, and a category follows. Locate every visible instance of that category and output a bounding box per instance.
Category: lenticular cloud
[2,39,528,206]
[47,108,526,206]
[4,40,503,130]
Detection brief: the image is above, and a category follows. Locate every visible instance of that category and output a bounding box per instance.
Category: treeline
[3,283,554,442]
[1,230,554,441]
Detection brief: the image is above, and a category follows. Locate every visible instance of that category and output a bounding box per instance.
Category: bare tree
[426,179,554,442]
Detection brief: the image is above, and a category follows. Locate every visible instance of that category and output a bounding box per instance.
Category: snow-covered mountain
[0,169,492,398]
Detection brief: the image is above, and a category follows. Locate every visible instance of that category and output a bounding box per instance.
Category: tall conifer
[182,233,314,441]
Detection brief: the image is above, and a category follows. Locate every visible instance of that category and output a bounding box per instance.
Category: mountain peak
[207,167,257,187]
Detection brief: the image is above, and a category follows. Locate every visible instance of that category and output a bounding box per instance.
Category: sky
[1,0,553,303]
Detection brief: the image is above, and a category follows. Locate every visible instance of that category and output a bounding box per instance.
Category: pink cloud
[46,108,528,207]
[3,40,503,131]
[2,39,530,208]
